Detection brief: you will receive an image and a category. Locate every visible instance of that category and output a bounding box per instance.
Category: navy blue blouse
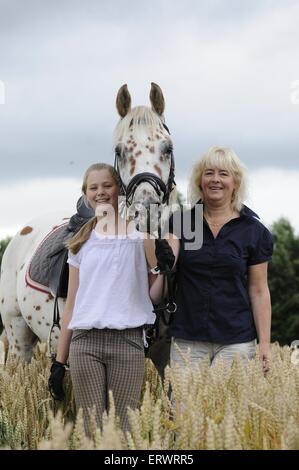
[168,204,273,344]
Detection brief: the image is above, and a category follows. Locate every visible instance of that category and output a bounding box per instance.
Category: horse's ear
[116,84,131,118]
[150,82,165,116]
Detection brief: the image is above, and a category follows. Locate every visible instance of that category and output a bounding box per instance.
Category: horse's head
[114,83,176,231]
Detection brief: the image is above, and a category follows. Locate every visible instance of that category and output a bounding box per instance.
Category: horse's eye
[161,143,173,156]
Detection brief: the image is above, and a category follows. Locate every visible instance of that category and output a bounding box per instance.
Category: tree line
[268,218,299,345]
[0,217,298,345]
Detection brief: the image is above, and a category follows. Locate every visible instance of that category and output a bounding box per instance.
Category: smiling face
[85,169,119,213]
[200,167,236,206]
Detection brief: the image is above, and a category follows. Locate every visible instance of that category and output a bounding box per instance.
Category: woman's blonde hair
[67,163,119,254]
[187,146,248,211]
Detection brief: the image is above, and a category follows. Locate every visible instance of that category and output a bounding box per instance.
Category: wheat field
[0,342,299,450]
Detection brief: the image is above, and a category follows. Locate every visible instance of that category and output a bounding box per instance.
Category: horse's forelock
[113,106,168,147]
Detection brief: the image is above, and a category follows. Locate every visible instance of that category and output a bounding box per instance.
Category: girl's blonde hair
[67,163,119,254]
[187,146,248,211]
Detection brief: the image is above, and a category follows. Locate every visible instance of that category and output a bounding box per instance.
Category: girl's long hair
[67,163,119,254]
[66,216,97,254]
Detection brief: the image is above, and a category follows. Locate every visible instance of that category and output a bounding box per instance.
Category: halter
[114,122,176,207]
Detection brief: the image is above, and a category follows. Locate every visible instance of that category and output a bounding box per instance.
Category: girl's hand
[155,239,175,273]
[48,360,67,401]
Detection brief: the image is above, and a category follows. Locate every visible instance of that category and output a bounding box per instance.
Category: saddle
[27,197,94,298]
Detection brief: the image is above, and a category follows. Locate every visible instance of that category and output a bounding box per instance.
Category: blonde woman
[151,146,273,373]
[48,163,156,432]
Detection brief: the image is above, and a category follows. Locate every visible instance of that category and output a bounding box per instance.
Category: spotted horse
[0,82,177,363]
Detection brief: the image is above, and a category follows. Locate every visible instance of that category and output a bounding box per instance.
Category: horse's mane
[113,106,166,147]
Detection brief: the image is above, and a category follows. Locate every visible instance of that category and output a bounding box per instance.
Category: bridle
[114,122,176,207]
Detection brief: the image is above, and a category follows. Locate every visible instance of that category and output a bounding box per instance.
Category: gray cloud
[0,0,298,184]
[0,0,277,32]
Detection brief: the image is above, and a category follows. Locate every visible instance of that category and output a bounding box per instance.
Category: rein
[155,219,177,318]
[145,265,177,354]
[153,268,177,318]
[145,220,177,353]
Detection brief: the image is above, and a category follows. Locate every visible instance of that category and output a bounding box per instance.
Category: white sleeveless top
[67,229,155,330]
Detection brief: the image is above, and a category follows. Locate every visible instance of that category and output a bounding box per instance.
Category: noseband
[114,123,176,207]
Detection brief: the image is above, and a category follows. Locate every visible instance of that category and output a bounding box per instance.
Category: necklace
[205,213,234,227]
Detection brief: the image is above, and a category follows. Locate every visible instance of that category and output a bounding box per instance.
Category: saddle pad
[26,223,69,294]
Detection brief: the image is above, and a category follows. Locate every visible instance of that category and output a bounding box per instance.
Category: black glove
[48,360,66,401]
[155,239,175,273]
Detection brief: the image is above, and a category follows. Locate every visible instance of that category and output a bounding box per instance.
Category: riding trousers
[69,327,145,434]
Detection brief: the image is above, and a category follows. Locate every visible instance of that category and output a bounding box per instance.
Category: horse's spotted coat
[0,212,71,361]
[0,84,177,362]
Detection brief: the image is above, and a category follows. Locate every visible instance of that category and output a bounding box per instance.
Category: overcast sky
[0,0,299,237]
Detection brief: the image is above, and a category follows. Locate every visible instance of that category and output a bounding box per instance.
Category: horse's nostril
[135,210,139,218]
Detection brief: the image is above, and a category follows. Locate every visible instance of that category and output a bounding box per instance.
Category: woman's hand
[259,342,271,373]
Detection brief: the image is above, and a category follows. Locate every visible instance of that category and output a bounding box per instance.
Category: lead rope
[152,270,177,320]
[152,223,177,332]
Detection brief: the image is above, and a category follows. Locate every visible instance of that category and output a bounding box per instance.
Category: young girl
[48,163,156,432]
